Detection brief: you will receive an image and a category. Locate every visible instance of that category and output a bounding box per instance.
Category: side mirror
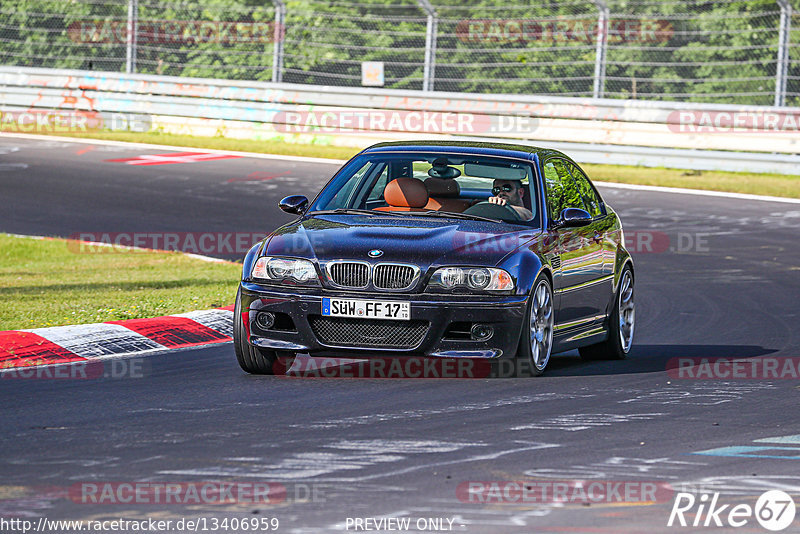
[555,207,592,228]
[279,195,308,215]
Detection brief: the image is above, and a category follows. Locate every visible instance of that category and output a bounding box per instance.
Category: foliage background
[1,0,798,105]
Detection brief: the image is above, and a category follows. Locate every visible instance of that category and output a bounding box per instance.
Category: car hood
[263,213,540,268]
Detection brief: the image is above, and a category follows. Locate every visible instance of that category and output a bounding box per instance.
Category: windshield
[308,152,540,226]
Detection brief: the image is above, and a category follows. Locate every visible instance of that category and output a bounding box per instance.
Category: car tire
[233,287,277,374]
[579,266,635,361]
[517,274,554,377]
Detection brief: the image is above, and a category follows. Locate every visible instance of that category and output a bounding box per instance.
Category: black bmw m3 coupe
[234,141,634,376]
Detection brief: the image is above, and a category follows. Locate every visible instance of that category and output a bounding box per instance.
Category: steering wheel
[463,201,522,221]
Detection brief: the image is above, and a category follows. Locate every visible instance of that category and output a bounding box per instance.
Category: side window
[542,161,563,222]
[544,159,586,222]
[566,162,603,218]
[366,165,389,201]
[331,161,373,208]
[554,160,586,212]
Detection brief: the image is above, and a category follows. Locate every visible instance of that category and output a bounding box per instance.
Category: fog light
[470,323,494,341]
[256,311,275,330]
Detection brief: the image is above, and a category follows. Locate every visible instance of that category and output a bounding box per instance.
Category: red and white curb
[0,307,234,371]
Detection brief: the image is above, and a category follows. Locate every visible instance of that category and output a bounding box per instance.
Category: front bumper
[239,282,528,359]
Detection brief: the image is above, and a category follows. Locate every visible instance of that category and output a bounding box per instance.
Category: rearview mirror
[279,195,308,215]
[555,207,592,228]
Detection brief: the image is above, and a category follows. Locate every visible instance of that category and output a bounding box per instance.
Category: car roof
[361,140,565,161]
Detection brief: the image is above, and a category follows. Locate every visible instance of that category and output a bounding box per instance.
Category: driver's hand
[488,196,507,206]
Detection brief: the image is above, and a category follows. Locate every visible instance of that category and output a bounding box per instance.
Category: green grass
[0,234,242,331]
[10,130,799,199]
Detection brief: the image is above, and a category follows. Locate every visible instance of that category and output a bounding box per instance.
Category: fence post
[272,0,286,83]
[593,0,609,99]
[775,0,792,107]
[125,0,138,74]
[416,0,437,91]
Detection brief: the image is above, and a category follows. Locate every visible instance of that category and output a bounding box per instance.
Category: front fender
[241,241,264,281]
[613,233,634,291]
[498,249,546,297]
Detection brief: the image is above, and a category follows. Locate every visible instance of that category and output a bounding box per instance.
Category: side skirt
[552,321,609,353]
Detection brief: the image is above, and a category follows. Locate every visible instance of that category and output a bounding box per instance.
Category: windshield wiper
[413,210,502,224]
[309,209,501,223]
[308,208,403,217]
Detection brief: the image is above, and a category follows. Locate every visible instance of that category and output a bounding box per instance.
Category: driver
[488,179,533,220]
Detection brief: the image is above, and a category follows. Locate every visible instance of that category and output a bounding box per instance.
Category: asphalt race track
[2,135,800,533]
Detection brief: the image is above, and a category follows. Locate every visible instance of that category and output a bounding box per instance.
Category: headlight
[428,267,514,292]
[251,256,319,284]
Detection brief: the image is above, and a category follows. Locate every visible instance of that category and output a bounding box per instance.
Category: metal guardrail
[1,66,799,175]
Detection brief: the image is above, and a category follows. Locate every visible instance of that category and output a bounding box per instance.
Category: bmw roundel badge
[368,249,383,258]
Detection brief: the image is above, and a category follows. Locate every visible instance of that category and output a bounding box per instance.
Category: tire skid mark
[618,383,776,406]
[524,457,706,481]
[289,393,596,430]
[158,440,560,483]
[510,413,666,432]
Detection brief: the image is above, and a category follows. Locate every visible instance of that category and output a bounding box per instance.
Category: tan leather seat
[374,178,429,212]
[424,178,473,212]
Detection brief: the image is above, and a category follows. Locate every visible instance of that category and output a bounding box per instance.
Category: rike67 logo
[668,490,796,531]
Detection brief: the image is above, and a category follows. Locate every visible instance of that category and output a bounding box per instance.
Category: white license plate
[322,298,410,321]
